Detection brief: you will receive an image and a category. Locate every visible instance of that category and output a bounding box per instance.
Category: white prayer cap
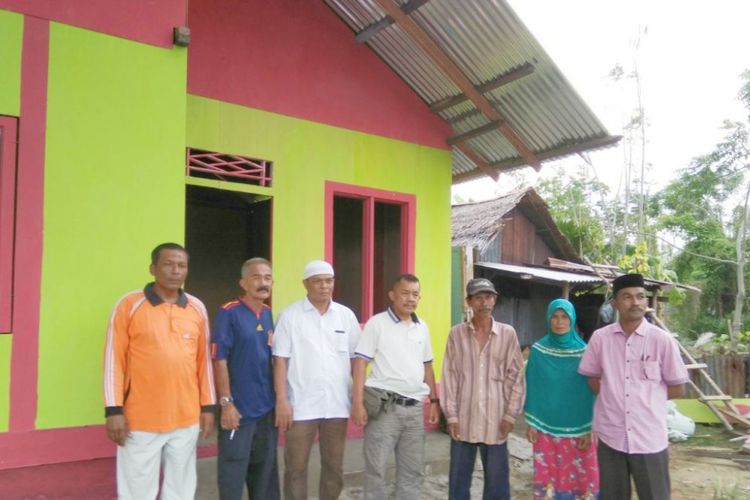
[303,260,335,280]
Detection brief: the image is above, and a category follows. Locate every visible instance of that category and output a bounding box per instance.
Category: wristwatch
[219,396,234,407]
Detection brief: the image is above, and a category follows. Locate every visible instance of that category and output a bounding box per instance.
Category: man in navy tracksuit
[212,257,279,500]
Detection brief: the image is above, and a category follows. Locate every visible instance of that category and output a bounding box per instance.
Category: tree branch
[625,230,738,265]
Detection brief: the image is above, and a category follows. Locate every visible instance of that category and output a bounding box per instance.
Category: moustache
[256,286,271,293]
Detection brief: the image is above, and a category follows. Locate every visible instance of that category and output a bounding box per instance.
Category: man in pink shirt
[579,273,688,500]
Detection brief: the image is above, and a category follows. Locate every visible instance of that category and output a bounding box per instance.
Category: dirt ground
[342,424,750,499]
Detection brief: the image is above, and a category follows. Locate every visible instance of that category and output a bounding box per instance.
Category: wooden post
[461,246,474,321]
[561,282,570,299]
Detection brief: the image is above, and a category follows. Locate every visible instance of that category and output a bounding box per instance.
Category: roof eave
[452,134,622,184]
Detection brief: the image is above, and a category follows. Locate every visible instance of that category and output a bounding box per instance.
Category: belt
[393,396,419,406]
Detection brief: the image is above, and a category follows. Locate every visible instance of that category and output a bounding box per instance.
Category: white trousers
[116,423,199,500]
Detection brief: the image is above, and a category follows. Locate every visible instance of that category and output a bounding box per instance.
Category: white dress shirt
[273,297,361,420]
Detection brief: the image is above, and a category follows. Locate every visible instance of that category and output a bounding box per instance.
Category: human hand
[499,419,513,439]
[526,426,538,444]
[221,403,242,431]
[576,433,592,450]
[275,399,293,430]
[106,414,130,446]
[200,412,215,439]
[352,402,368,427]
[428,402,440,425]
[447,422,460,441]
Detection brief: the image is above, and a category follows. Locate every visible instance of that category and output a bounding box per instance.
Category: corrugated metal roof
[323,0,620,182]
[477,261,604,285]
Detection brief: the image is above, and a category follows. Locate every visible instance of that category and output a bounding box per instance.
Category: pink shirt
[441,320,525,445]
[578,320,688,453]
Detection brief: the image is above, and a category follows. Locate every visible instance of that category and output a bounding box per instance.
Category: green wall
[3,16,452,430]
[0,8,23,433]
[35,23,187,429]
[186,96,453,376]
[0,10,22,117]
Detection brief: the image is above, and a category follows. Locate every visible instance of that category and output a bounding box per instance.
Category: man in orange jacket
[103,242,216,499]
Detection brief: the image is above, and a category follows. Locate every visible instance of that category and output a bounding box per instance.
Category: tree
[656,71,750,347]
[536,166,613,263]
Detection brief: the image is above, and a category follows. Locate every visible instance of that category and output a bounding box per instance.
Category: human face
[240,263,273,302]
[388,279,421,319]
[466,292,496,318]
[550,309,571,335]
[303,274,335,304]
[149,249,188,292]
[612,286,647,323]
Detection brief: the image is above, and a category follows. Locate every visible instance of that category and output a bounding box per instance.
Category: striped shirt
[440,320,525,444]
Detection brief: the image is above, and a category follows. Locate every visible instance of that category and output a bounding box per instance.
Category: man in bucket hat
[440,277,525,500]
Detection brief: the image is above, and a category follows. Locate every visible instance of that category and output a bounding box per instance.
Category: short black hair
[392,273,419,289]
[151,243,188,265]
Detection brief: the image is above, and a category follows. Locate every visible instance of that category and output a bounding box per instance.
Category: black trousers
[597,440,670,500]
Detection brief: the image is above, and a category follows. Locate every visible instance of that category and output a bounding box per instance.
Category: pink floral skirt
[532,430,599,499]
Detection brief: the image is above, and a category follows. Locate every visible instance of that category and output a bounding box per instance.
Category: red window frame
[0,116,19,333]
[325,181,416,322]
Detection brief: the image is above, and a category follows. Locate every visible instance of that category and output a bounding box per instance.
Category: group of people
[103,242,689,500]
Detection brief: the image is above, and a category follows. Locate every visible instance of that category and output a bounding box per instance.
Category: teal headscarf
[524,298,595,437]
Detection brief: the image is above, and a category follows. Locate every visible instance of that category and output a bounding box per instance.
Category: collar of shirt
[386,306,420,324]
[466,319,501,336]
[144,282,187,308]
[302,296,336,315]
[612,319,647,337]
[238,297,268,319]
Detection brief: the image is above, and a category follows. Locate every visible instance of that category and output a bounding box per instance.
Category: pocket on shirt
[334,330,349,353]
[491,357,506,381]
[641,360,661,381]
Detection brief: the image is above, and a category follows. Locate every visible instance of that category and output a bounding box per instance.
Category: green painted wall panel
[0,335,11,431]
[35,23,187,429]
[0,9,22,433]
[186,96,453,377]
[0,10,22,116]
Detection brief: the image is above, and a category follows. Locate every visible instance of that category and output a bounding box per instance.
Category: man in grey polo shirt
[352,273,440,499]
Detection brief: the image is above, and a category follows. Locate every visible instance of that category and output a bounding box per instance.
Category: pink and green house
[0,0,615,469]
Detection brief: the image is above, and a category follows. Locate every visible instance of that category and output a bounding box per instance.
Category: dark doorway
[185,185,271,322]
[333,196,364,319]
[332,195,404,322]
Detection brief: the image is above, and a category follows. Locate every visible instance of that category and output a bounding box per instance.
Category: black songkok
[612,273,645,295]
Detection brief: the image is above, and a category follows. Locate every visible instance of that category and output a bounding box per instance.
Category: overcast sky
[454,0,750,201]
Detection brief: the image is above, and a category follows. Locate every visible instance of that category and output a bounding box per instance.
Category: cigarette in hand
[230,429,235,440]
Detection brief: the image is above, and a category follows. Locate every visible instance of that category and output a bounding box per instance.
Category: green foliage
[655,71,750,339]
[536,166,613,263]
[710,330,750,352]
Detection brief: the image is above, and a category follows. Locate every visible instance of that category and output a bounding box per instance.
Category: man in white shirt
[351,273,440,499]
[272,260,361,500]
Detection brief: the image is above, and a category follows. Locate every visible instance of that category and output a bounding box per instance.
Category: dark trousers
[448,439,510,500]
[217,411,280,500]
[597,440,670,500]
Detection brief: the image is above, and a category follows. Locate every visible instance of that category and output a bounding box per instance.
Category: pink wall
[0,0,185,48]
[187,0,451,150]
